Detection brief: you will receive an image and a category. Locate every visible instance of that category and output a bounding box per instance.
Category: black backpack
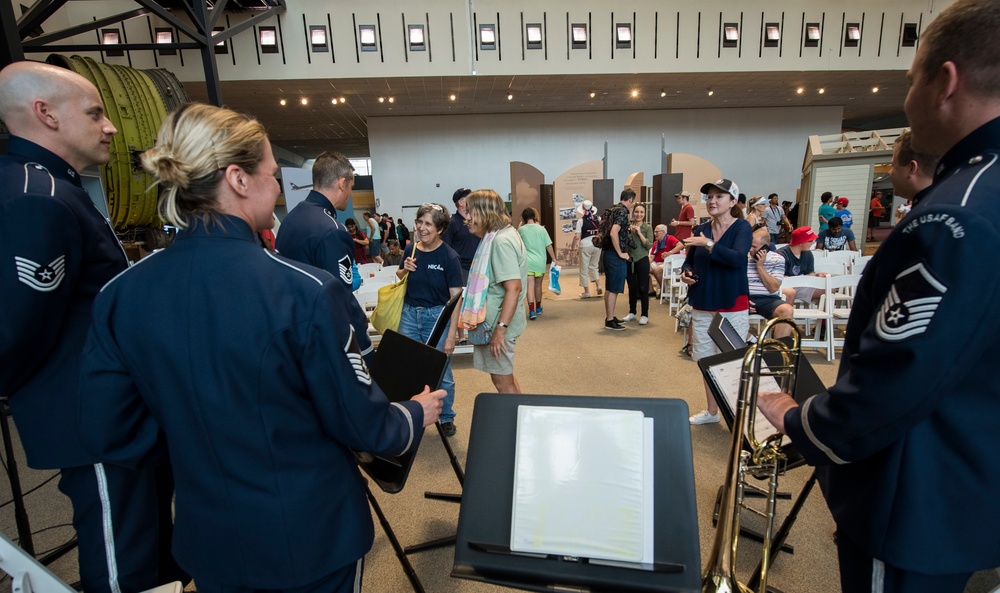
[591,207,616,248]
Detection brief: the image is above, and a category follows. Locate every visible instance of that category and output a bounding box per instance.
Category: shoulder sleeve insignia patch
[875,262,947,342]
[15,255,66,292]
[344,326,372,386]
[338,255,353,285]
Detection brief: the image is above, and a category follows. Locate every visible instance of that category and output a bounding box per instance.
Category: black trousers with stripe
[836,532,971,593]
[58,463,187,593]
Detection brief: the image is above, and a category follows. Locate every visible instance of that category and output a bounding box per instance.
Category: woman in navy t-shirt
[398,203,465,436]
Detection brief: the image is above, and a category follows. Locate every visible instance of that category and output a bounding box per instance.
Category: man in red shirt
[670,191,697,241]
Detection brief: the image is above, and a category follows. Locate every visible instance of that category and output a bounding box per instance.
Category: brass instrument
[701,318,801,593]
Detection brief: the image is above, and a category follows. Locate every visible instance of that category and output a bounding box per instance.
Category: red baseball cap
[836,197,850,206]
[790,226,819,246]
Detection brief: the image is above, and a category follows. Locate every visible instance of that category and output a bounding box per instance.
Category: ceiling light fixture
[450,94,456,101]
[388,97,394,103]
[331,98,337,105]
[339,97,346,103]
[872,87,879,93]
[526,23,543,50]
[805,23,821,48]
[279,99,287,106]
[571,23,587,49]
[359,25,377,52]
[797,87,804,94]
[764,23,780,47]
[589,91,596,98]
[616,24,632,50]
[723,23,739,48]
[378,97,384,103]
[631,89,638,98]
[408,25,426,52]
[818,88,826,94]
[707,89,714,96]
[300,98,308,105]
[660,90,666,97]
[507,93,513,100]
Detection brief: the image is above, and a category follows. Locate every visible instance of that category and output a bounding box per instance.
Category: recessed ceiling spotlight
[796,87,804,94]
[300,98,308,105]
[331,98,337,105]
[818,88,826,94]
[279,99,287,106]
[631,89,638,98]
[388,97,395,103]
[450,94,456,101]
[589,92,596,98]
[340,97,346,103]
[378,97,384,103]
[707,89,714,96]
[660,90,666,97]
[507,93,513,100]
[872,87,879,93]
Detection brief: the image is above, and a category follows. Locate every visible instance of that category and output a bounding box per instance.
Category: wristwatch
[497,322,509,328]
[705,239,715,249]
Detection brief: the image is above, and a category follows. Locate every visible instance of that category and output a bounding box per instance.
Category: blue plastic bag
[548,263,561,295]
[352,261,362,291]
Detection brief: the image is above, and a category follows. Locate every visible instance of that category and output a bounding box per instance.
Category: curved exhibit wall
[367,105,841,224]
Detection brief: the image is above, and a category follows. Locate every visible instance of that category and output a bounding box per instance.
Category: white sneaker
[622,313,636,322]
[639,316,648,325]
[689,410,720,425]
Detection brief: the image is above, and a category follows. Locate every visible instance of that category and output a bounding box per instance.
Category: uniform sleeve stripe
[960,153,998,207]
[264,251,324,285]
[390,402,415,453]
[799,396,849,465]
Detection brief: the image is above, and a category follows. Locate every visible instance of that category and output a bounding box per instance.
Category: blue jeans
[399,303,456,422]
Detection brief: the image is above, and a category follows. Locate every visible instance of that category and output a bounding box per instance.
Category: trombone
[702,318,801,593]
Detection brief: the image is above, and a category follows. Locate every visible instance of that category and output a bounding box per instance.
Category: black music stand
[453,393,700,593]
[363,329,449,593]
[404,292,466,555]
[0,399,78,568]
[697,343,826,586]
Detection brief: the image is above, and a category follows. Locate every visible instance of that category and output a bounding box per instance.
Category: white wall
[367,105,842,218]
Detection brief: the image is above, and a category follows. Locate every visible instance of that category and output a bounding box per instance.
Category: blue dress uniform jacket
[783,116,1000,574]
[275,190,374,360]
[0,136,130,469]
[79,215,425,589]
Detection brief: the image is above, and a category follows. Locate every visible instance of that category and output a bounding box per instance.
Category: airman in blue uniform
[759,2,1000,590]
[0,61,183,592]
[79,103,443,593]
[275,151,374,362]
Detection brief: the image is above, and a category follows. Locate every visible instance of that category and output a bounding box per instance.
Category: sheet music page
[706,359,789,446]
[511,405,648,563]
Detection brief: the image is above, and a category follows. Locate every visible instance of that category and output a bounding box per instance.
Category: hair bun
[141,147,189,189]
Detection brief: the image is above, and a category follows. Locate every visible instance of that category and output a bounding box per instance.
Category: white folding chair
[827,274,863,357]
[660,254,688,313]
[371,266,401,284]
[814,260,847,276]
[852,255,873,275]
[357,262,382,280]
[780,275,834,360]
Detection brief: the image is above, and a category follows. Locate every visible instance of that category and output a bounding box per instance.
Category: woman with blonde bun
[79,103,445,593]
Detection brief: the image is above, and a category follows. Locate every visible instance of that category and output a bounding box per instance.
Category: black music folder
[697,341,827,470]
[362,329,448,493]
[453,393,701,593]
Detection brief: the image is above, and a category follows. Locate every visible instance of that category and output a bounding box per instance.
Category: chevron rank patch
[344,327,372,386]
[15,255,66,292]
[338,255,353,285]
[875,262,947,342]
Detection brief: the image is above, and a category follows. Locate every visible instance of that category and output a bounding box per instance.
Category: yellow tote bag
[370,243,417,335]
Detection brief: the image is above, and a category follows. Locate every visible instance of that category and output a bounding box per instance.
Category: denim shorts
[603,251,627,294]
